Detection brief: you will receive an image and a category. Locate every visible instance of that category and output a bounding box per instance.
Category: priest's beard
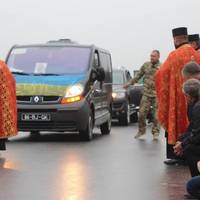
[174,42,188,49]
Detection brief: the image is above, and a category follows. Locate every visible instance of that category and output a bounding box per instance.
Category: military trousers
[138,95,160,135]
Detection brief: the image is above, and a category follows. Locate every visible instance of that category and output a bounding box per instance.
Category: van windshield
[7,46,91,75]
[112,70,124,84]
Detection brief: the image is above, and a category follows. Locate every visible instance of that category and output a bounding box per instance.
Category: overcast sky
[0,0,199,71]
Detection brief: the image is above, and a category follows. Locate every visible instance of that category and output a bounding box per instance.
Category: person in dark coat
[186,161,200,199]
[182,61,200,80]
[174,79,200,177]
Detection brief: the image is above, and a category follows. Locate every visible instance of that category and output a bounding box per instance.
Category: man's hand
[123,83,130,89]
[197,161,200,172]
[174,141,183,156]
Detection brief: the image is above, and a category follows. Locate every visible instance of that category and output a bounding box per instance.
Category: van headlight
[112,92,126,99]
[61,84,84,104]
[65,84,84,98]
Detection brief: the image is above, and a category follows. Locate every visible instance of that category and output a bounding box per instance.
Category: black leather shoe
[164,159,187,166]
[184,193,198,199]
[164,159,179,165]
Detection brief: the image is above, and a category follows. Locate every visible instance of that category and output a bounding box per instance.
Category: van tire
[79,113,93,141]
[100,112,111,135]
[130,112,138,123]
[119,103,130,126]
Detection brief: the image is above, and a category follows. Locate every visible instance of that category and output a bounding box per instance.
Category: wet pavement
[0,123,190,200]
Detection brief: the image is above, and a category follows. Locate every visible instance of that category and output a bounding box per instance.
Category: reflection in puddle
[3,160,18,169]
[0,157,18,170]
[60,155,88,200]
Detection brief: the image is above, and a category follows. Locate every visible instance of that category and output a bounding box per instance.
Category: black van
[6,39,112,141]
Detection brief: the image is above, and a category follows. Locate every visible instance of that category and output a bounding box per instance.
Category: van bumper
[17,99,90,132]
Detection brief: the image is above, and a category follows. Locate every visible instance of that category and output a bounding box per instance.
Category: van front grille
[17,96,31,102]
[43,96,60,102]
[18,121,77,131]
[17,96,61,104]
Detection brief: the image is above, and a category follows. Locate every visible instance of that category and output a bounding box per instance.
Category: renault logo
[33,96,40,103]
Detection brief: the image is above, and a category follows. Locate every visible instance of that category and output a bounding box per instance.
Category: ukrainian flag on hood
[15,74,86,96]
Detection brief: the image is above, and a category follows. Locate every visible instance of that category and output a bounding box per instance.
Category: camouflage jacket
[129,61,161,97]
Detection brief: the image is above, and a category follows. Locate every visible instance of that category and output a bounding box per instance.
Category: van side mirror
[96,67,105,82]
[91,67,105,82]
[91,69,98,82]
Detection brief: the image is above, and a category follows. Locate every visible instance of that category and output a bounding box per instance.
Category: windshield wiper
[33,73,60,76]
[12,72,31,75]
[12,72,60,76]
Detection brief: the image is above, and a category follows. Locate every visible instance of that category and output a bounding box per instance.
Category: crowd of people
[125,27,200,199]
[1,26,200,199]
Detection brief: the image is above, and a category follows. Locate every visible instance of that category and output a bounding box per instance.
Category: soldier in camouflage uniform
[124,50,161,140]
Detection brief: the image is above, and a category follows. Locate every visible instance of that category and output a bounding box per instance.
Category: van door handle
[94,89,101,93]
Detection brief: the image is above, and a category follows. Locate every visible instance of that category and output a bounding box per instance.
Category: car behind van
[112,68,138,125]
[6,39,112,141]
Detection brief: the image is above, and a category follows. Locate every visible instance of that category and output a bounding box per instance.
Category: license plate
[21,113,51,121]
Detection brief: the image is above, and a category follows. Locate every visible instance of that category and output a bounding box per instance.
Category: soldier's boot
[134,132,145,139]
[153,134,159,140]
[134,127,146,139]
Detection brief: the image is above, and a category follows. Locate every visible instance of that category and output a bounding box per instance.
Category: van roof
[12,40,111,54]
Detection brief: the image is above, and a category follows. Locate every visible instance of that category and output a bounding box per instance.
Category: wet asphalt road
[0,123,190,200]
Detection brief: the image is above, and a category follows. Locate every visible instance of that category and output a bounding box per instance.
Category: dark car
[112,68,138,125]
[6,39,113,141]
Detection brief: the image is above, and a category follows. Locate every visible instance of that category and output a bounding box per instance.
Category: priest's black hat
[172,27,188,37]
[188,34,200,42]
